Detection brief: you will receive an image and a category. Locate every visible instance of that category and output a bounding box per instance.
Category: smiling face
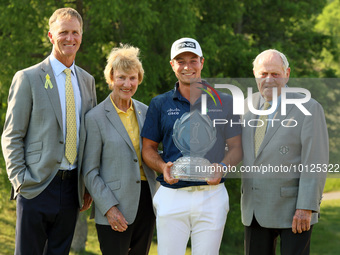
[111,69,139,106]
[170,52,204,86]
[253,52,290,101]
[48,17,82,67]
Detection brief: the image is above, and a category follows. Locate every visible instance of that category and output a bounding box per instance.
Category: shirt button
[134,159,138,162]
[136,180,141,183]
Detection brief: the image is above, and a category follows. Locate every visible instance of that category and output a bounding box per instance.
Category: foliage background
[0,0,339,253]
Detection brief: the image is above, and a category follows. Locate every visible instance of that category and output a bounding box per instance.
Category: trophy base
[170,156,218,181]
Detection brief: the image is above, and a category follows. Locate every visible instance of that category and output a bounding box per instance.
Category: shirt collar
[172,82,181,99]
[110,96,134,114]
[50,54,76,77]
[172,81,210,105]
[260,94,282,104]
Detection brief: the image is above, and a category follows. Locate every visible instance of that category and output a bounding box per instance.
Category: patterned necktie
[64,68,77,165]
[254,101,271,157]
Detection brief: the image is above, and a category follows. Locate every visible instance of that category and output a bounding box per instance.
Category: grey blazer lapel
[40,58,63,130]
[132,100,143,131]
[75,66,87,119]
[132,99,144,152]
[104,96,135,152]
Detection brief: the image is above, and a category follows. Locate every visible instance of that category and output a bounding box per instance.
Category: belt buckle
[188,186,205,192]
[196,186,205,191]
[188,186,196,192]
[61,171,67,180]
[61,170,71,180]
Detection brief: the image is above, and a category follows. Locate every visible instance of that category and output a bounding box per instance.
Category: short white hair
[253,49,289,71]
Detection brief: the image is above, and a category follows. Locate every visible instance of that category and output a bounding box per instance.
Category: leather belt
[56,169,77,180]
[179,183,222,192]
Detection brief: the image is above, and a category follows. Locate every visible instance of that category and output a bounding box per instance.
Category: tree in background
[1,0,334,107]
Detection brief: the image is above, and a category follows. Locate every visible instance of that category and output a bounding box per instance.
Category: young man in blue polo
[141,37,242,254]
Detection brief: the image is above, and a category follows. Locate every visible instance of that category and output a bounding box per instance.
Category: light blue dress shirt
[50,54,82,170]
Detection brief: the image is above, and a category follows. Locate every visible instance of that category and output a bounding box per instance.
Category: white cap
[170,37,203,60]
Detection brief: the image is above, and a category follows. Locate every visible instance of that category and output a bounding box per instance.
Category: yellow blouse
[110,97,147,181]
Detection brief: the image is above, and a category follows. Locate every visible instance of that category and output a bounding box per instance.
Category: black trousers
[15,170,79,255]
[245,217,313,255]
[96,181,155,255]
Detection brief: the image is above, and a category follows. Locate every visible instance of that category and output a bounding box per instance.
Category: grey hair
[253,49,289,71]
[49,8,83,34]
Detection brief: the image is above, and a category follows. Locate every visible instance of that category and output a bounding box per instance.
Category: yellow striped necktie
[254,101,271,157]
[64,68,77,165]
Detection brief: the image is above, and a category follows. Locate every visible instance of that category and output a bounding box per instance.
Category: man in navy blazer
[241,49,328,255]
[1,8,96,255]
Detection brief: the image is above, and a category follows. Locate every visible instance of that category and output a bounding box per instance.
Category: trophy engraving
[170,110,218,181]
[190,122,200,144]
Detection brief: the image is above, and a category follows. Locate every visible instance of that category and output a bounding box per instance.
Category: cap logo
[176,41,196,50]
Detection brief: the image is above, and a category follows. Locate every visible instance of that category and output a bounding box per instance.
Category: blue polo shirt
[141,82,241,188]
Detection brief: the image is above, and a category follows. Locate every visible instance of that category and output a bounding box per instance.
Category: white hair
[253,49,289,71]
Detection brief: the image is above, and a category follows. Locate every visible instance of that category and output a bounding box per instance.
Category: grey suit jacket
[1,57,97,207]
[241,92,328,228]
[82,96,159,225]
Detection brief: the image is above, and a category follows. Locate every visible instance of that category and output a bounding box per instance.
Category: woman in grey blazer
[82,44,159,255]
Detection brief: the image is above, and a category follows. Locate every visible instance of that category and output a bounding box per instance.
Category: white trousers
[153,184,229,255]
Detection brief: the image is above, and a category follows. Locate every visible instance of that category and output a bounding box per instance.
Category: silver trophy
[170,110,218,181]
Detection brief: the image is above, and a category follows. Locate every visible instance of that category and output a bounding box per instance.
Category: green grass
[324,173,340,193]
[0,198,192,255]
[0,194,192,254]
[275,199,340,255]
[69,219,192,255]
[0,163,338,254]
[311,199,340,255]
[0,167,16,254]
[0,198,16,254]
[4,199,339,255]
[69,216,101,255]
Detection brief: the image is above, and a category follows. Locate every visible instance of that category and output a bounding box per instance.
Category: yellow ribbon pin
[45,74,53,89]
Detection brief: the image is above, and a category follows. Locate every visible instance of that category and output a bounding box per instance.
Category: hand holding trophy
[171,110,224,181]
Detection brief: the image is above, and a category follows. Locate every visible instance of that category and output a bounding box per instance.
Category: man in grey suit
[1,8,96,255]
[241,49,328,255]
